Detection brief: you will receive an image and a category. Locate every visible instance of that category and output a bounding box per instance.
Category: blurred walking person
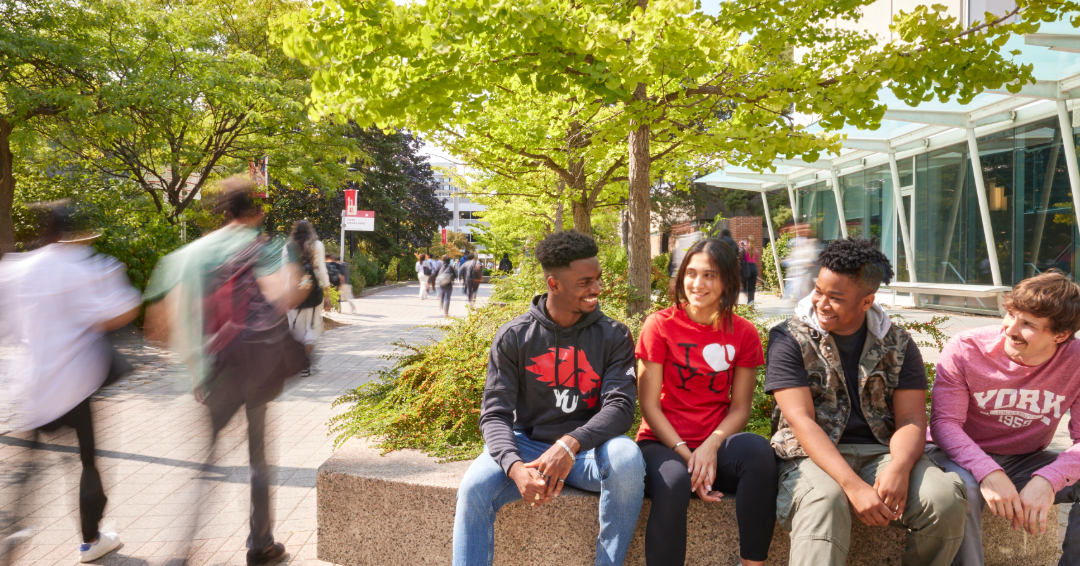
[325,253,356,314]
[415,253,430,300]
[427,254,441,293]
[144,177,309,566]
[498,252,513,274]
[462,252,483,306]
[0,200,141,563]
[284,220,329,377]
[435,254,457,318]
[742,235,759,305]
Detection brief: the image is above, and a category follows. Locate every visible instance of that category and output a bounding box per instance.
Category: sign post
[341,189,375,258]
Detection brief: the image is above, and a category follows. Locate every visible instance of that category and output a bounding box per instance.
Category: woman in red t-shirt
[636,238,777,566]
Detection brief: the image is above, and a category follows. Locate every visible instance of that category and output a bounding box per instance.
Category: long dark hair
[672,238,741,330]
[290,219,317,265]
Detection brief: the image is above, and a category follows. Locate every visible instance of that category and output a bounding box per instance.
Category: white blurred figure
[0,200,140,564]
[782,223,821,303]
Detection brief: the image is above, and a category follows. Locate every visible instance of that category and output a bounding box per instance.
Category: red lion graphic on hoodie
[525,345,602,409]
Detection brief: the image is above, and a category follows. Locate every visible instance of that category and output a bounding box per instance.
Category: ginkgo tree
[276,0,1075,315]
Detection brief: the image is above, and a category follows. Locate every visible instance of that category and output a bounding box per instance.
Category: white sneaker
[79,532,121,562]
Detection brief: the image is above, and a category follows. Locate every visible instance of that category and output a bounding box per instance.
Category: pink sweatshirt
[929,326,1080,492]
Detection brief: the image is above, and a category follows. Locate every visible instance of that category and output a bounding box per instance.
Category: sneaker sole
[79,541,122,563]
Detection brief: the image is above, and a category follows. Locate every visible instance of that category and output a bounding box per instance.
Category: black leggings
[36,398,107,543]
[639,432,778,564]
[744,264,758,303]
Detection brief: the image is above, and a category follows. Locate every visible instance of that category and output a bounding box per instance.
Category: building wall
[430,161,489,244]
[729,217,763,266]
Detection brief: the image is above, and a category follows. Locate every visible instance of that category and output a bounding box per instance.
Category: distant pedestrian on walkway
[498,252,512,274]
[415,253,430,300]
[742,235,759,305]
[284,220,329,377]
[427,255,441,293]
[0,200,141,564]
[462,252,483,306]
[326,253,356,314]
[144,177,308,566]
[435,254,457,318]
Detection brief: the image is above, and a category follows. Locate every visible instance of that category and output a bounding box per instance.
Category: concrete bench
[316,441,1061,566]
[886,282,1012,315]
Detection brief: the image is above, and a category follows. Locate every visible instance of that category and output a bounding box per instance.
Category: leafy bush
[348,252,385,288]
[892,314,952,419]
[761,231,794,295]
[329,303,519,460]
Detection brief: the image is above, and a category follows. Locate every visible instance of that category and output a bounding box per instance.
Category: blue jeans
[453,432,645,566]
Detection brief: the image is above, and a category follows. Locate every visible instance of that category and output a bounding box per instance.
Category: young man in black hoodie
[453,230,645,566]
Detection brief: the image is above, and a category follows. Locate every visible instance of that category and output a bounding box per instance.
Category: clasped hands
[509,436,579,509]
[980,470,1055,535]
[675,437,724,503]
[844,463,909,527]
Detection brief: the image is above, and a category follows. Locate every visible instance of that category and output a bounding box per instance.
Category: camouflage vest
[770,316,911,460]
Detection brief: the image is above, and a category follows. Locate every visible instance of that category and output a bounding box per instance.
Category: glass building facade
[791,118,1080,312]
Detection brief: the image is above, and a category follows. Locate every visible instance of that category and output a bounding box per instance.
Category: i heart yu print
[702,343,736,372]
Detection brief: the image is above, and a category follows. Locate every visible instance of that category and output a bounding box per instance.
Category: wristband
[555,439,576,460]
[673,441,687,450]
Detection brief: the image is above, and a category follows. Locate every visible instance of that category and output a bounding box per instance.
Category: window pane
[1017,119,1079,280]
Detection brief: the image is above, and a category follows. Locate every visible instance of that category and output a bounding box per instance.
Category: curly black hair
[818,238,894,291]
[535,230,599,271]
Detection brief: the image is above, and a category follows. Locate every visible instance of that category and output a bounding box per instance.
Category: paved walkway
[0,283,489,566]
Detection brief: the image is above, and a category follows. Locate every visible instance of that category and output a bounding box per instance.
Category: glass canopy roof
[696,20,1080,192]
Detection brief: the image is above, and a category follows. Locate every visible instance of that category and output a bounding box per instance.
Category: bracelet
[555,439,576,460]
[673,441,687,450]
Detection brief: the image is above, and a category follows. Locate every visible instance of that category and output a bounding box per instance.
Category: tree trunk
[571,199,593,234]
[0,119,15,256]
[626,84,651,317]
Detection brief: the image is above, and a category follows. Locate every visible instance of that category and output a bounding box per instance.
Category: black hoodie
[480,293,638,475]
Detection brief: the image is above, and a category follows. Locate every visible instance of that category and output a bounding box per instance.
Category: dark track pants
[639,432,778,564]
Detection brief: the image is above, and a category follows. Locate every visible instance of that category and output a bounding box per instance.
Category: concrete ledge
[317,441,1061,566]
[355,281,413,297]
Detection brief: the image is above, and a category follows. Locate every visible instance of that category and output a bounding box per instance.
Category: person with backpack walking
[325,253,356,314]
[284,220,329,377]
[462,252,483,305]
[0,200,141,564]
[435,254,457,318]
[498,252,513,274]
[742,235,759,305]
[144,177,309,566]
[416,253,431,299]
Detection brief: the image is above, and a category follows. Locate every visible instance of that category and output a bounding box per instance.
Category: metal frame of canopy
[695,20,1080,297]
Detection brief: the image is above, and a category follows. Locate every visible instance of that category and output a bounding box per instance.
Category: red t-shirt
[635,305,765,449]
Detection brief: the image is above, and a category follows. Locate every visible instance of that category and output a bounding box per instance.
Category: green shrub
[348,252,384,288]
[761,232,794,295]
[892,314,952,420]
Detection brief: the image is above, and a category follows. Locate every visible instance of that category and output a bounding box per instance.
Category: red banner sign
[344,189,358,216]
[441,229,447,244]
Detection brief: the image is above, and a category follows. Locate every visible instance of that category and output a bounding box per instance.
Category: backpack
[468,260,483,282]
[297,261,324,309]
[435,264,454,286]
[326,261,342,287]
[422,263,432,276]
[203,239,264,355]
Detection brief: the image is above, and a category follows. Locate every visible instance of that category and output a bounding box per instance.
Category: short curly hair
[818,238,894,292]
[535,230,599,271]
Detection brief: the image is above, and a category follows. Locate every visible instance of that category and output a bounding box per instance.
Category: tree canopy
[276,0,1075,314]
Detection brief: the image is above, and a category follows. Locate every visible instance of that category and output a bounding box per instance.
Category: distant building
[430,162,488,245]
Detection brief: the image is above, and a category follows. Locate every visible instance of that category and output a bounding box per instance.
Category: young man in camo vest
[765,238,969,566]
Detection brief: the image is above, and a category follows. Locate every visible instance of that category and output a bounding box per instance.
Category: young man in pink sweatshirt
[928,270,1080,566]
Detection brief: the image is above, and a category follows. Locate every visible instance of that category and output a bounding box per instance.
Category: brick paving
[0,283,488,566]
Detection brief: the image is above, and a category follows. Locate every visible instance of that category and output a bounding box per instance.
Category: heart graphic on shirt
[702,343,736,372]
